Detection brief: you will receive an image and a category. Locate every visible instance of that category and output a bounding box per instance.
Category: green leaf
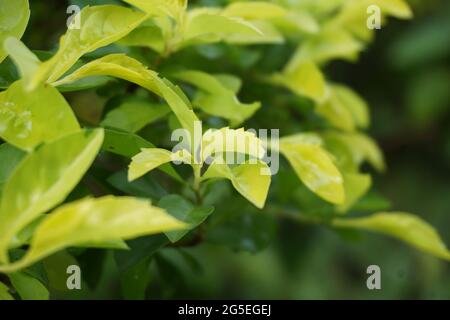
[102,128,183,183]
[0,80,80,151]
[101,98,169,133]
[315,85,356,131]
[107,169,167,200]
[0,143,25,196]
[42,251,79,291]
[0,196,187,272]
[337,172,372,213]
[201,127,266,162]
[158,195,214,243]
[183,9,262,48]
[172,70,260,125]
[224,20,284,45]
[0,129,104,260]
[114,234,168,272]
[120,256,152,300]
[53,54,161,95]
[223,2,287,20]
[0,0,30,63]
[54,54,199,144]
[123,0,187,20]
[8,272,49,300]
[333,0,413,41]
[202,158,271,209]
[3,37,40,86]
[332,84,369,129]
[29,5,147,89]
[286,27,363,67]
[272,60,326,103]
[0,281,13,300]
[278,134,345,204]
[118,22,165,54]
[333,212,450,261]
[272,11,319,35]
[322,132,385,172]
[128,148,190,181]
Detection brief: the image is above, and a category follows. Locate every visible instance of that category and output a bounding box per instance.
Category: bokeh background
[19,0,450,299]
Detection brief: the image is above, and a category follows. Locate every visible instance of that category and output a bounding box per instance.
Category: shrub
[0,0,448,300]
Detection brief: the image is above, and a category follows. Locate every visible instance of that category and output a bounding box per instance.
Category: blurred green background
[20,0,450,299]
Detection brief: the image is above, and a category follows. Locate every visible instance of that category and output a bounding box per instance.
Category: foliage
[0,0,448,299]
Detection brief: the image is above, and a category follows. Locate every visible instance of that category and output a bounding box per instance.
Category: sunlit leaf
[333,212,450,260]
[286,27,363,67]
[3,37,40,86]
[322,131,385,172]
[0,196,186,272]
[118,21,165,54]
[202,157,271,209]
[123,0,187,20]
[279,134,345,204]
[272,60,326,103]
[337,172,371,213]
[332,84,369,128]
[128,148,190,181]
[29,5,147,89]
[102,128,183,183]
[55,54,199,145]
[272,11,319,34]
[183,9,262,48]
[0,129,104,260]
[0,80,80,151]
[223,2,287,20]
[0,0,30,63]
[201,127,266,162]
[0,143,25,196]
[172,70,260,125]
[0,281,13,300]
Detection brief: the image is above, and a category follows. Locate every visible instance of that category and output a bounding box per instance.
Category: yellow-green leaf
[224,20,284,45]
[0,196,187,272]
[0,80,80,151]
[128,148,190,181]
[279,134,345,204]
[332,84,369,128]
[272,11,320,34]
[315,84,369,131]
[0,0,30,63]
[0,129,104,261]
[322,132,385,172]
[286,27,363,67]
[337,172,372,213]
[0,281,13,300]
[202,158,271,209]
[172,70,260,125]
[54,54,199,145]
[118,22,165,54]
[183,9,262,47]
[273,60,326,103]
[123,0,187,20]
[3,37,40,85]
[29,5,147,89]
[333,212,450,261]
[201,127,266,162]
[223,1,287,20]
